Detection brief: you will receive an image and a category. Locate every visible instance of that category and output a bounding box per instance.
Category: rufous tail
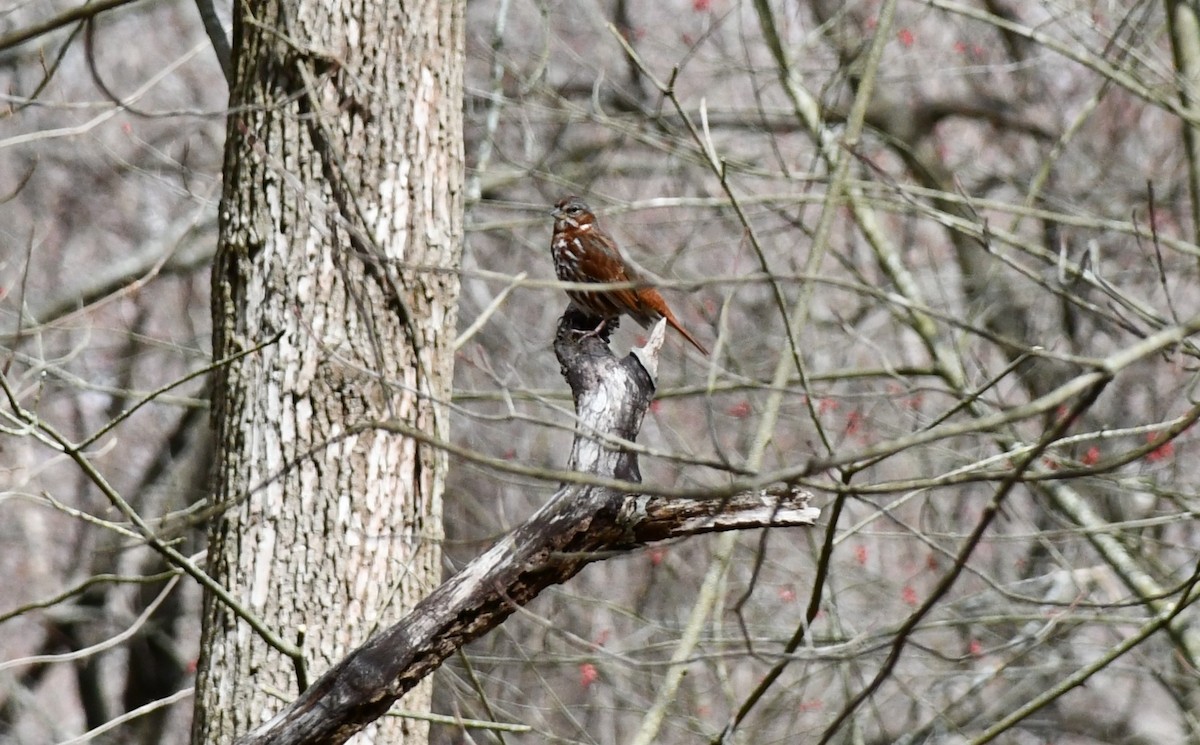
[664,314,709,356]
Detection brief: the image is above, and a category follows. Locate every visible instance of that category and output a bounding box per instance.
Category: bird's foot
[573,318,609,342]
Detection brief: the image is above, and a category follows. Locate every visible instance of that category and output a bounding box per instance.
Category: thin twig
[194,0,233,83]
[0,0,147,54]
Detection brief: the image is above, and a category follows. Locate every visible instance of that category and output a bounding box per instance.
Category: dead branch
[236,309,818,745]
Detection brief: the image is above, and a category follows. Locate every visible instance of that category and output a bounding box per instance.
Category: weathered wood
[236,315,818,745]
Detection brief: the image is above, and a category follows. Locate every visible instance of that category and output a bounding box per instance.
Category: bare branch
[236,311,818,745]
[194,0,233,84]
[0,0,149,54]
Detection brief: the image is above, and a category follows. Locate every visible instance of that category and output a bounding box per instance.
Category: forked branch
[237,312,818,745]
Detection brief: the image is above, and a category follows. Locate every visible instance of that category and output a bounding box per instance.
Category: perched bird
[549,196,709,356]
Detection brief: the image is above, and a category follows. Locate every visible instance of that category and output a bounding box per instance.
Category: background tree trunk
[193,1,464,742]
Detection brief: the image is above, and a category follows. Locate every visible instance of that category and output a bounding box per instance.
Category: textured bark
[235,485,817,745]
[194,1,463,743]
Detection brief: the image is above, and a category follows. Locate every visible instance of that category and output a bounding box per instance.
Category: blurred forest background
[3,0,1200,743]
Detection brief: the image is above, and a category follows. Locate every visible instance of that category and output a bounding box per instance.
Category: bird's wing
[574,230,645,312]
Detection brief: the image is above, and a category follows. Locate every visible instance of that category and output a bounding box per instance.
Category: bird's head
[551,196,596,230]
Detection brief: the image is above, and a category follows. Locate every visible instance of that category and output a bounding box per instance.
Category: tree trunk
[193,1,464,742]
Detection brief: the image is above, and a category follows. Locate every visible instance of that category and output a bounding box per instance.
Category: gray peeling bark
[234,312,819,745]
[195,0,463,743]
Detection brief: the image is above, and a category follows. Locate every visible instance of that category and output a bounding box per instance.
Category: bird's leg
[565,303,616,343]
[575,317,609,341]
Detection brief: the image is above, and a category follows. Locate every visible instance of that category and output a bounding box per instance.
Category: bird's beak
[549,206,562,218]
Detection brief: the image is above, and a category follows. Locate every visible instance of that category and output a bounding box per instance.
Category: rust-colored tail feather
[665,313,709,356]
[640,289,708,356]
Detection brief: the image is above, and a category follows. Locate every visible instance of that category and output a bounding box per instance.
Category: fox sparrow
[550,196,709,356]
